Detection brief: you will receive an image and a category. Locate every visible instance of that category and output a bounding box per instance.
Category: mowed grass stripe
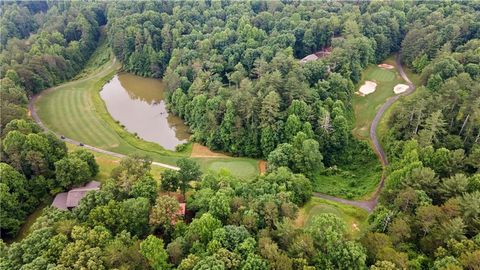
[84,86,122,145]
[43,89,68,135]
[65,87,93,143]
[67,87,90,142]
[84,84,125,148]
[73,86,109,147]
[60,89,79,138]
[51,90,69,136]
[80,88,119,148]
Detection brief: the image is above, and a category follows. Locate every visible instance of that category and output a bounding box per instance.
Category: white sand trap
[358,81,377,96]
[378,63,394,69]
[393,84,409,94]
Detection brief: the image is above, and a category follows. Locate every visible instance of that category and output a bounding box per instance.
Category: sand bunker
[393,84,409,94]
[358,81,377,96]
[378,63,394,69]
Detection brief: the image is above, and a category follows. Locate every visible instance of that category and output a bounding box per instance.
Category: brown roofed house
[51,192,69,210]
[52,181,100,210]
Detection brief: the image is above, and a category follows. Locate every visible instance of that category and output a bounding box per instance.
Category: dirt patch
[358,81,377,96]
[393,84,409,94]
[378,63,394,69]
[190,143,228,158]
[258,160,267,175]
[295,209,307,227]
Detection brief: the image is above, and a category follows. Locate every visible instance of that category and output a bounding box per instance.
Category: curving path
[314,53,416,212]
[30,54,416,204]
[28,59,180,171]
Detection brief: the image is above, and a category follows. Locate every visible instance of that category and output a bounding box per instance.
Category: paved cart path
[30,55,416,208]
[313,54,416,212]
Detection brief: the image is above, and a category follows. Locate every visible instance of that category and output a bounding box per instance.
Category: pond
[100,72,190,150]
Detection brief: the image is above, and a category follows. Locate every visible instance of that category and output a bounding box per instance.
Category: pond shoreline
[100,72,190,151]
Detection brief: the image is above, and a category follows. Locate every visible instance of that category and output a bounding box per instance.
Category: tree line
[106,1,406,175]
[363,2,479,269]
[0,1,106,238]
[0,1,105,95]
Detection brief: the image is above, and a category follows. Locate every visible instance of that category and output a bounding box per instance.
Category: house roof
[52,192,68,210]
[52,181,100,210]
[83,181,101,189]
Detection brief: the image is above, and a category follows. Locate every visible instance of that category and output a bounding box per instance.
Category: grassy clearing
[352,56,405,140]
[194,157,259,179]
[296,197,369,239]
[313,157,382,200]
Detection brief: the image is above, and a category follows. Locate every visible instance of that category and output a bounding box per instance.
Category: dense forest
[106,1,407,168]
[1,1,479,269]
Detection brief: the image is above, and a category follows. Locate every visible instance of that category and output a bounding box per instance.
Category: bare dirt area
[378,63,394,69]
[258,160,267,175]
[190,143,228,158]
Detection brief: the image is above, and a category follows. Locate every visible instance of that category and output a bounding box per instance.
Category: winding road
[30,54,415,210]
[28,59,180,171]
[314,53,416,212]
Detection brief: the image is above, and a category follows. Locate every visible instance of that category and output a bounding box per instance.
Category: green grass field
[352,56,406,140]
[194,158,259,179]
[66,144,166,182]
[297,197,369,239]
[35,42,258,177]
[68,144,258,181]
[35,58,186,165]
[313,158,382,200]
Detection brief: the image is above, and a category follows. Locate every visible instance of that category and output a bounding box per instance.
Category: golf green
[352,56,406,140]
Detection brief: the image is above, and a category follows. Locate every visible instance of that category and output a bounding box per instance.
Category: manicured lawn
[313,157,382,200]
[36,58,186,166]
[194,158,259,179]
[352,56,406,140]
[296,197,369,239]
[376,65,422,143]
[36,45,258,178]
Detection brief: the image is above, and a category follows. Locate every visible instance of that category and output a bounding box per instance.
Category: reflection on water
[100,72,190,150]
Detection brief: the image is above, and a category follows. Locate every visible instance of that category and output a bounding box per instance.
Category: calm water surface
[100,73,190,150]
